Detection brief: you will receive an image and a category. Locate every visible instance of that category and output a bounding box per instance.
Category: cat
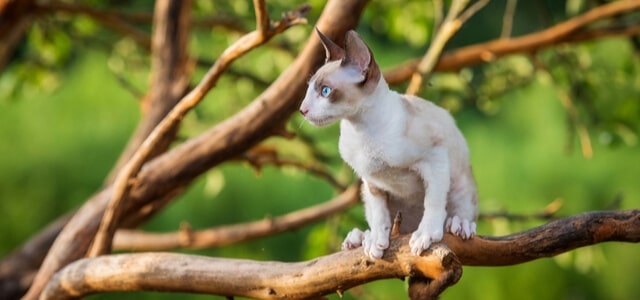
[300,28,478,259]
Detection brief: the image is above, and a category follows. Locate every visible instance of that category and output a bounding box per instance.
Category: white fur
[300,31,478,259]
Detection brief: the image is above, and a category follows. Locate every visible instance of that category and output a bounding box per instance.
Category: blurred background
[1,0,639,299]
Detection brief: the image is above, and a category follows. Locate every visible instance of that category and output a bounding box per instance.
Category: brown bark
[40,210,640,299]
[113,184,359,251]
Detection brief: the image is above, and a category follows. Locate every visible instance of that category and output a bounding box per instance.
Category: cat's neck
[343,78,404,132]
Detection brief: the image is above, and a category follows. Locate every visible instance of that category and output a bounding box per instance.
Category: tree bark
[40,210,640,299]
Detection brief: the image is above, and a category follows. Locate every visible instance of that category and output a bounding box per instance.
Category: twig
[42,210,640,299]
[385,0,640,84]
[405,0,489,95]
[534,51,594,159]
[479,198,563,221]
[87,0,310,257]
[37,0,152,49]
[113,184,359,251]
[501,0,518,39]
[240,145,347,191]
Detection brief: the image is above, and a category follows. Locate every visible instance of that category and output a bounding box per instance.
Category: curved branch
[450,209,640,266]
[384,0,640,84]
[113,184,359,251]
[42,210,639,299]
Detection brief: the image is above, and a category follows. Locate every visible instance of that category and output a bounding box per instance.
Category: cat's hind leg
[445,171,478,239]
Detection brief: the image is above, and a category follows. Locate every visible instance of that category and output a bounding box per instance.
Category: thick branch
[384,1,640,84]
[449,209,640,266]
[113,184,359,251]
[41,210,639,299]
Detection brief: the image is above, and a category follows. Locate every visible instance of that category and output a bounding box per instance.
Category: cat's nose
[300,108,309,116]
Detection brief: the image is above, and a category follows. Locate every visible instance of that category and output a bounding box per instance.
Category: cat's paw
[445,215,476,239]
[361,228,390,259]
[409,225,444,256]
[342,228,365,250]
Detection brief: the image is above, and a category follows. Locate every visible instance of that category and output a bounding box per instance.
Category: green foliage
[1,1,639,299]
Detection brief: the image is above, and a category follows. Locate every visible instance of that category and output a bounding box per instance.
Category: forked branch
[42,210,639,299]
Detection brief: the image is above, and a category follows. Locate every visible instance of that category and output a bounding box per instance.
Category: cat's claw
[409,226,443,256]
[445,215,476,239]
[362,229,388,259]
[342,228,365,250]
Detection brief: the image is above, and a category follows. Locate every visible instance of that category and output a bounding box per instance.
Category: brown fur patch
[367,183,389,200]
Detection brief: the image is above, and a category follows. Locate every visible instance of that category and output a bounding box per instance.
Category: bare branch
[113,184,359,251]
[42,210,640,299]
[385,1,640,84]
[42,243,459,300]
[37,0,152,49]
[240,146,348,191]
[406,0,488,95]
[501,0,518,39]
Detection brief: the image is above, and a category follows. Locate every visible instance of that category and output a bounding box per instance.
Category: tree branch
[385,0,640,84]
[36,0,152,50]
[239,145,348,191]
[41,210,640,299]
[113,184,359,251]
[405,0,488,95]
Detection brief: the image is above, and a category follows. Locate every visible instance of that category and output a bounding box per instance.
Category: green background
[1,1,639,299]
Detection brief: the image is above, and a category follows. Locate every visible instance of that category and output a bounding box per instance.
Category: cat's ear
[343,30,371,74]
[316,28,345,63]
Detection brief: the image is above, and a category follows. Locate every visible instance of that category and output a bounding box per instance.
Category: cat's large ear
[316,28,344,63]
[343,30,371,74]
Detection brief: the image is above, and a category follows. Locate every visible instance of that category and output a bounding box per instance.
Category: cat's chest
[338,121,424,195]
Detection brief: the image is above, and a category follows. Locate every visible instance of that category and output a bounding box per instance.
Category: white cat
[300,29,478,259]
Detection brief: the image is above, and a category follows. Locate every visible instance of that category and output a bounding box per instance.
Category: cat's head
[299,28,381,127]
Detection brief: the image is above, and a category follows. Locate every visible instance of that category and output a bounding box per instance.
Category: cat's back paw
[342,228,365,250]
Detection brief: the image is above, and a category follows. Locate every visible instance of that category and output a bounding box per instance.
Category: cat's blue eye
[321,86,332,97]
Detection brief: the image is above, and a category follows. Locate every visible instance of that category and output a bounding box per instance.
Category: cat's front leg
[409,147,450,256]
[357,180,392,259]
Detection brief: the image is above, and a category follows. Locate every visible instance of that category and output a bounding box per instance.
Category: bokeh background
[1,1,639,299]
